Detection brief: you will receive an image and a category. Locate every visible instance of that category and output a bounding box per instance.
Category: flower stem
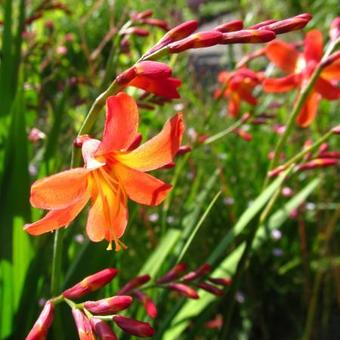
[51,229,64,296]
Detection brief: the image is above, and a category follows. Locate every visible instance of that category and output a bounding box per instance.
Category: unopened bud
[329,17,340,41]
[167,283,199,299]
[161,20,198,43]
[26,301,54,340]
[84,296,132,315]
[234,129,252,142]
[248,19,277,30]
[135,61,172,77]
[28,128,46,143]
[268,165,286,178]
[332,125,340,134]
[297,158,337,171]
[116,67,137,85]
[169,31,223,53]
[117,275,150,295]
[259,14,311,34]
[63,268,118,299]
[222,30,275,44]
[208,277,232,286]
[90,318,117,340]
[123,27,149,37]
[321,51,340,69]
[74,134,91,148]
[141,18,169,31]
[157,263,187,284]
[215,20,243,33]
[134,290,158,319]
[176,145,192,156]
[318,151,340,159]
[197,282,224,296]
[131,10,153,21]
[72,309,95,340]
[182,263,212,282]
[113,315,155,337]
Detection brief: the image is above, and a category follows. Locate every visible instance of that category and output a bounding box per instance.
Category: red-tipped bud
[113,315,155,337]
[84,296,133,315]
[117,275,151,295]
[169,31,223,53]
[141,18,169,31]
[162,20,199,43]
[259,14,311,34]
[156,263,187,284]
[321,51,340,69]
[123,27,150,37]
[72,309,95,340]
[208,277,232,286]
[182,263,212,282]
[318,143,329,154]
[332,125,340,134]
[205,314,223,330]
[248,19,277,30]
[28,128,46,143]
[241,112,252,123]
[26,301,54,340]
[63,268,118,299]
[197,282,224,296]
[234,129,252,142]
[222,30,275,44]
[297,158,337,171]
[268,165,286,178]
[135,61,172,77]
[215,20,243,33]
[131,10,153,21]
[176,145,192,156]
[90,318,117,340]
[318,151,340,159]
[134,290,158,319]
[167,283,199,299]
[329,17,340,41]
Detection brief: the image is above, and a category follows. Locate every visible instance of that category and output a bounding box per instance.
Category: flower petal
[114,163,171,206]
[86,189,128,244]
[322,60,340,80]
[96,93,139,155]
[315,77,340,100]
[304,29,323,63]
[116,113,184,172]
[296,91,321,128]
[24,194,89,235]
[128,76,181,99]
[263,74,300,92]
[228,93,240,117]
[266,40,299,73]
[30,168,90,210]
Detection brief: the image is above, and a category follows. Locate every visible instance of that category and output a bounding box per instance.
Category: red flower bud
[215,20,243,33]
[197,282,224,296]
[141,18,169,31]
[176,145,192,156]
[330,17,340,41]
[318,143,329,154]
[169,31,223,53]
[123,27,149,37]
[248,19,277,30]
[332,125,340,135]
[297,158,337,171]
[117,275,151,295]
[26,301,54,340]
[116,67,138,85]
[72,309,95,340]
[162,20,199,43]
[182,263,212,282]
[318,151,340,159]
[259,14,311,34]
[167,283,199,299]
[268,165,286,178]
[63,268,118,299]
[222,30,275,44]
[113,315,155,337]
[131,10,153,21]
[134,290,158,319]
[157,263,187,284]
[135,61,172,77]
[208,277,232,286]
[74,134,91,148]
[90,318,117,340]
[84,296,133,315]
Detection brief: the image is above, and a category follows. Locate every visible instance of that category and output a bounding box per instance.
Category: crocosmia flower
[215,68,261,117]
[25,92,184,250]
[263,29,340,127]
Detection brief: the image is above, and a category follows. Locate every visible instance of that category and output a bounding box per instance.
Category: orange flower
[25,93,184,250]
[263,29,340,127]
[215,68,261,117]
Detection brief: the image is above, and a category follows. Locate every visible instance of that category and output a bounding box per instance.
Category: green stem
[50,229,64,296]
